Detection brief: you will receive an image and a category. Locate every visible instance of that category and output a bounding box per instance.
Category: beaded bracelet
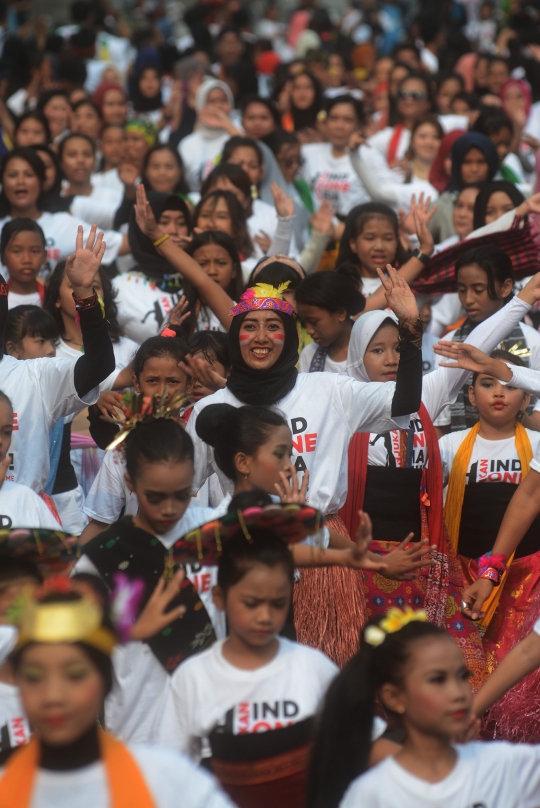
[153,233,170,247]
[72,288,98,311]
[477,552,507,586]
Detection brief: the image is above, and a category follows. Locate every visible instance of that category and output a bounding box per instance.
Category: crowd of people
[3,0,540,803]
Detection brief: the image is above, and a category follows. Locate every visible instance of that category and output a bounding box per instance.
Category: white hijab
[194,79,235,142]
[346,310,399,383]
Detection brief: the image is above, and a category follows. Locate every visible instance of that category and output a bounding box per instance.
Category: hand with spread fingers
[130,569,187,641]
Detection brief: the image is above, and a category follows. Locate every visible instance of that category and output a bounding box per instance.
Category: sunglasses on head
[397,89,427,101]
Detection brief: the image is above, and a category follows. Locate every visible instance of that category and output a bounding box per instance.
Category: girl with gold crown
[307,606,540,808]
[0,578,236,808]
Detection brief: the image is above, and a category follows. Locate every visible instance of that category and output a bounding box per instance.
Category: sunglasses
[282,156,305,169]
[397,89,428,101]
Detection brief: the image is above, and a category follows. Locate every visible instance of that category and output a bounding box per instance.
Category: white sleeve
[437,434,455,487]
[186,407,219,493]
[499,363,540,397]
[349,146,401,207]
[464,209,517,240]
[155,673,198,758]
[422,296,533,420]
[333,375,410,434]
[70,195,120,231]
[31,356,99,424]
[32,493,62,529]
[268,215,294,256]
[81,452,127,523]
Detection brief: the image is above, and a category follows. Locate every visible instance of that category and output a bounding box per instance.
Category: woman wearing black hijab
[473,179,525,230]
[429,132,499,244]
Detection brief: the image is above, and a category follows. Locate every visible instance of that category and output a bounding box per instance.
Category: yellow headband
[16,597,116,656]
[364,607,427,647]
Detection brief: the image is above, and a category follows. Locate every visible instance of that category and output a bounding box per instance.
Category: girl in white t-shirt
[336,200,435,300]
[296,270,365,373]
[0,148,129,270]
[0,219,46,309]
[439,350,540,670]
[309,609,540,808]
[156,507,339,807]
[0,392,60,529]
[1,578,234,808]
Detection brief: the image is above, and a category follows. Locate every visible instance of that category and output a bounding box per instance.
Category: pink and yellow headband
[229,282,294,318]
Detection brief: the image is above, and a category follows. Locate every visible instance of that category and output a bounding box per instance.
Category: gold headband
[16,596,116,656]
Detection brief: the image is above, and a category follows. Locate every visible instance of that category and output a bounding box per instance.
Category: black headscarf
[473,180,525,230]
[226,309,299,405]
[128,191,192,280]
[448,133,499,192]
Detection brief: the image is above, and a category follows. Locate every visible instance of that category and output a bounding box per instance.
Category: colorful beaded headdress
[0,529,78,577]
[14,578,117,656]
[170,502,324,566]
[103,390,193,451]
[229,282,294,318]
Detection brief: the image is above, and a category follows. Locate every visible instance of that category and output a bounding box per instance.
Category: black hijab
[128,191,192,280]
[473,180,525,230]
[447,132,499,193]
[226,309,299,406]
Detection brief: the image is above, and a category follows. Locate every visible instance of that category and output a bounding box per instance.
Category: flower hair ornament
[229,281,294,318]
[364,607,428,647]
[103,390,194,451]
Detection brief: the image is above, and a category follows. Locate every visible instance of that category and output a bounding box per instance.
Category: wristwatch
[412,248,430,266]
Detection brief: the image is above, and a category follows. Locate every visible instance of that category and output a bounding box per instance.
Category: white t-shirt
[187,373,410,515]
[112,272,182,344]
[298,343,347,374]
[0,480,60,529]
[440,428,540,489]
[7,289,41,309]
[300,142,369,215]
[82,447,138,523]
[179,131,230,192]
[359,276,382,298]
[55,335,137,391]
[69,185,123,231]
[248,198,278,245]
[0,212,123,270]
[74,502,227,743]
[0,354,98,493]
[197,304,228,333]
[91,169,126,196]
[368,115,469,165]
[340,741,540,808]
[156,637,338,760]
[0,744,235,808]
[0,627,16,667]
[0,680,30,758]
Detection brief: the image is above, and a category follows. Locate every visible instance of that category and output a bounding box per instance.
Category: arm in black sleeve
[391,335,423,418]
[87,404,120,449]
[73,303,115,398]
[113,193,134,231]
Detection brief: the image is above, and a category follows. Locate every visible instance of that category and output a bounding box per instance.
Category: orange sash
[0,732,156,808]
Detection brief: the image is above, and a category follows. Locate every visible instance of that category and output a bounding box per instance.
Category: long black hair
[295,270,365,318]
[142,145,190,196]
[13,111,51,146]
[307,618,448,808]
[455,245,514,301]
[196,402,287,481]
[472,180,524,230]
[0,148,46,218]
[336,202,407,269]
[194,190,254,259]
[43,261,124,343]
[185,229,244,301]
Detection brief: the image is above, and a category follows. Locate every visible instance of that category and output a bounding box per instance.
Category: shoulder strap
[100,732,156,808]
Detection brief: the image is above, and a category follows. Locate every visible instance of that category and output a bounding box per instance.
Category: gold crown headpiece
[104,389,193,450]
[363,607,427,647]
[14,578,116,656]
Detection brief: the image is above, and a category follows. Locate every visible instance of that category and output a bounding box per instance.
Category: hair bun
[196,403,238,447]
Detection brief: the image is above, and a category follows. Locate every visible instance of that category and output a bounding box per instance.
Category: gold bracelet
[153,233,170,247]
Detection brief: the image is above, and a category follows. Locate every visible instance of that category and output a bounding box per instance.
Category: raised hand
[130,569,187,641]
[382,535,435,580]
[348,130,366,152]
[167,296,191,328]
[518,271,540,305]
[180,353,227,395]
[134,183,160,241]
[275,466,309,503]
[118,162,139,190]
[376,264,419,322]
[254,230,272,255]
[65,224,106,297]
[270,182,295,218]
[96,390,123,420]
[310,199,334,236]
[412,195,436,256]
[434,341,512,381]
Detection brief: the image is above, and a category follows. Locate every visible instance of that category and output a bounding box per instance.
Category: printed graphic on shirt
[220,700,302,734]
[0,715,30,758]
[313,171,351,208]
[467,457,524,484]
[369,417,427,469]
[290,416,318,474]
